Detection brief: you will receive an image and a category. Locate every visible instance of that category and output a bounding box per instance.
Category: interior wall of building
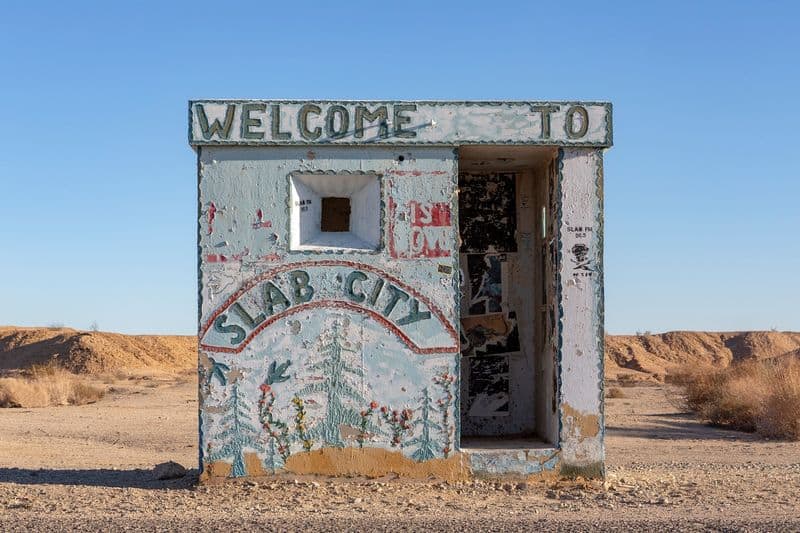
[457,147,558,442]
[534,157,560,445]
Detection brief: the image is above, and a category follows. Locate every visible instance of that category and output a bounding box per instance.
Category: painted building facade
[189,100,612,480]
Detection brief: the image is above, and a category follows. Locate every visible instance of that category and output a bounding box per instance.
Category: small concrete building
[190,100,611,480]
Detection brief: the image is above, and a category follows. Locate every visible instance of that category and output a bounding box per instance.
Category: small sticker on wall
[460,313,520,356]
[464,254,504,316]
[468,354,510,417]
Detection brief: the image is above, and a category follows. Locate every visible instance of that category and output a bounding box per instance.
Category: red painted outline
[199,260,458,355]
[387,195,398,258]
[207,202,217,235]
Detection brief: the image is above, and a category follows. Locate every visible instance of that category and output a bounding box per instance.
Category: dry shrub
[606,387,626,399]
[0,364,105,408]
[616,374,641,387]
[757,359,800,439]
[69,381,106,405]
[677,357,800,440]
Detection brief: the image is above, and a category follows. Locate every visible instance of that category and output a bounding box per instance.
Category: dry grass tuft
[0,362,105,408]
[675,356,800,440]
[606,387,626,399]
[616,374,641,387]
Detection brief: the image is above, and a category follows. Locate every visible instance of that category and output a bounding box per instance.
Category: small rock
[152,461,187,480]
[515,482,528,491]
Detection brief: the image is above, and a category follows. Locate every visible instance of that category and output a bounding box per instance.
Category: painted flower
[370,401,379,410]
[259,383,271,393]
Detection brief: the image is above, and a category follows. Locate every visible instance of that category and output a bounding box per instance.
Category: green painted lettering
[262,282,290,315]
[298,104,322,140]
[393,104,417,138]
[325,105,349,139]
[368,278,384,306]
[565,105,589,139]
[271,104,291,140]
[230,302,266,329]
[532,104,559,139]
[383,284,409,317]
[196,104,236,140]
[289,270,314,303]
[240,103,266,140]
[213,314,246,345]
[345,270,367,303]
[396,299,431,326]
[354,105,388,138]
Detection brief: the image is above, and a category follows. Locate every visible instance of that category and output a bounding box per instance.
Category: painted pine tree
[408,387,442,461]
[433,371,456,458]
[296,322,369,446]
[205,381,265,477]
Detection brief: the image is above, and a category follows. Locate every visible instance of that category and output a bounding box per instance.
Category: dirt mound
[0,326,196,374]
[3,326,798,380]
[605,331,800,380]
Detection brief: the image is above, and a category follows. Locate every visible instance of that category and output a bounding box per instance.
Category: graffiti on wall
[388,197,453,259]
[468,355,510,417]
[567,226,595,278]
[459,172,517,253]
[458,172,519,421]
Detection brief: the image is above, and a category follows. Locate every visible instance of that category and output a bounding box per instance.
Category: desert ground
[1,328,799,531]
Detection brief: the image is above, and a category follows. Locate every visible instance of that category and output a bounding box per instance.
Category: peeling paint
[191,100,610,481]
[283,447,470,481]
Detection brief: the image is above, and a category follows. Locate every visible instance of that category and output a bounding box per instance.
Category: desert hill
[1,326,799,379]
[0,326,196,374]
[606,330,800,380]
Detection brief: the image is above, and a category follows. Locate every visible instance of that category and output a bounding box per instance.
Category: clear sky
[1,1,798,335]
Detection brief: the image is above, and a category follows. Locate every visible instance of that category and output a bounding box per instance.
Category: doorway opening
[457,145,559,451]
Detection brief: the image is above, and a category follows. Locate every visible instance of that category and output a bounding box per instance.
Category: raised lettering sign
[189,101,612,146]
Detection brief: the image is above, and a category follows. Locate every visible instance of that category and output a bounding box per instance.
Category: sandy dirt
[1,377,798,531]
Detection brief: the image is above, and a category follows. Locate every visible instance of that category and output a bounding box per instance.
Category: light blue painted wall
[197,146,462,475]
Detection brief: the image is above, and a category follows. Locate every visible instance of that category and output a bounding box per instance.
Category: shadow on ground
[0,467,199,489]
[606,413,758,442]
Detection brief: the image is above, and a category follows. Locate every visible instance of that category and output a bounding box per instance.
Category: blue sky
[1,1,797,334]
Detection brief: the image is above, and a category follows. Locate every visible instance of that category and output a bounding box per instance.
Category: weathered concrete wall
[192,100,610,480]
[197,146,463,477]
[557,147,605,477]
